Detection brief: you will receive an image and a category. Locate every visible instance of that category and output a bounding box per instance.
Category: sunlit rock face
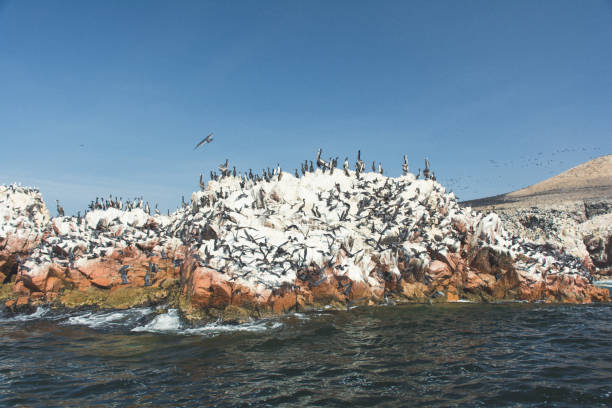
[0,185,50,284]
[493,201,612,278]
[1,169,608,319]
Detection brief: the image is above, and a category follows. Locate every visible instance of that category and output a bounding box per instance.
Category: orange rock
[400,281,428,299]
[480,273,496,288]
[45,292,58,301]
[20,266,49,292]
[77,259,120,288]
[350,281,373,301]
[446,286,459,302]
[188,267,232,309]
[270,291,296,313]
[45,276,64,293]
[427,260,452,280]
[16,296,29,307]
[310,278,343,304]
[30,292,44,301]
[66,267,92,291]
[12,280,30,296]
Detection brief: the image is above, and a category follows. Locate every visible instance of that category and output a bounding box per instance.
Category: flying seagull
[194,133,214,150]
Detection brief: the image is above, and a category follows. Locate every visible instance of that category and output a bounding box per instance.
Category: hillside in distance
[461,155,612,209]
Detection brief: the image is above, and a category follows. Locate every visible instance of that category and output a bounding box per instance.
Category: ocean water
[1,303,612,407]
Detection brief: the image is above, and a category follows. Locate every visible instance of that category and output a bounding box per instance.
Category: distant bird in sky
[194,133,214,150]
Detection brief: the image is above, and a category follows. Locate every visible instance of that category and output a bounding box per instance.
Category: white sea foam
[64,308,153,329]
[0,306,49,322]
[130,309,283,336]
[131,309,182,333]
[183,320,283,336]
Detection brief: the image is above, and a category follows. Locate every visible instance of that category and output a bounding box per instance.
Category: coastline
[1,169,609,323]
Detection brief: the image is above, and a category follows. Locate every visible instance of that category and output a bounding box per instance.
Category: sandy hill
[462,155,612,209]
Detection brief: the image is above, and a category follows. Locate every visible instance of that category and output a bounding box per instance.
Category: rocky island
[1,154,609,324]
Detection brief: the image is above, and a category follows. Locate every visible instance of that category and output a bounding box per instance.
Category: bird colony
[1,152,608,318]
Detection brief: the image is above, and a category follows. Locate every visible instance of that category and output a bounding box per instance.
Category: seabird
[218,159,229,176]
[402,155,409,175]
[56,200,65,217]
[194,133,214,150]
[119,265,130,285]
[423,158,430,180]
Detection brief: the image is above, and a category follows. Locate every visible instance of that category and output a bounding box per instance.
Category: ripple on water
[0,303,611,407]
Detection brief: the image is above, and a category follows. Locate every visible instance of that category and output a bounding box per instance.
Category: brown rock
[188,267,232,309]
[470,247,514,276]
[77,259,120,288]
[452,217,468,235]
[446,285,459,301]
[270,290,296,314]
[12,281,30,296]
[16,296,29,307]
[427,260,452,280]
[45,276,64,293]
[400,281,428,299]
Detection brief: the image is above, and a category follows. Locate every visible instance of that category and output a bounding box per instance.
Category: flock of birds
[1,138,595,298]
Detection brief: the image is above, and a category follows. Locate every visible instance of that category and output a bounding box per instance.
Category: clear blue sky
[1,0,611,214]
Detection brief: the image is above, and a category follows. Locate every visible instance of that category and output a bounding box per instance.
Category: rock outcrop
[0,185,50,286]
[480,201,612,279]
[1,165,608,320]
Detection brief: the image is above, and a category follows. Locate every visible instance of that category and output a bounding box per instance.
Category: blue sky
[1,0,611,214]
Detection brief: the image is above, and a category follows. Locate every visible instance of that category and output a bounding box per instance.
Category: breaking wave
[63,307,154,329]
[130,308,284,336]
[0,306,50,322]
[1,306,285,336]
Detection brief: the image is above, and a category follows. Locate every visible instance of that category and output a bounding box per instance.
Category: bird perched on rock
[355,150,365,174]
[218,159,229,176]
[119,265,130,285]
[194,132,214,150]
[56,200,65,217]
[423,158,430,180]
[316,149,329,169]
[402,155,409,175]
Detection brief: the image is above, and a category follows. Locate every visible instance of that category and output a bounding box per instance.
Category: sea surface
[1,302,612,407]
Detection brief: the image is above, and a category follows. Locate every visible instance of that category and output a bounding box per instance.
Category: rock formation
[1,163,608,322]
[461,155,612,279]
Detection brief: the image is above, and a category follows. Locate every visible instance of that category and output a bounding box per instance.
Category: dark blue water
[1,303,612,407]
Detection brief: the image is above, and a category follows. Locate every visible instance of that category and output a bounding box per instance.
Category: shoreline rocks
[1,171,608,322]
[473,200,612,280]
